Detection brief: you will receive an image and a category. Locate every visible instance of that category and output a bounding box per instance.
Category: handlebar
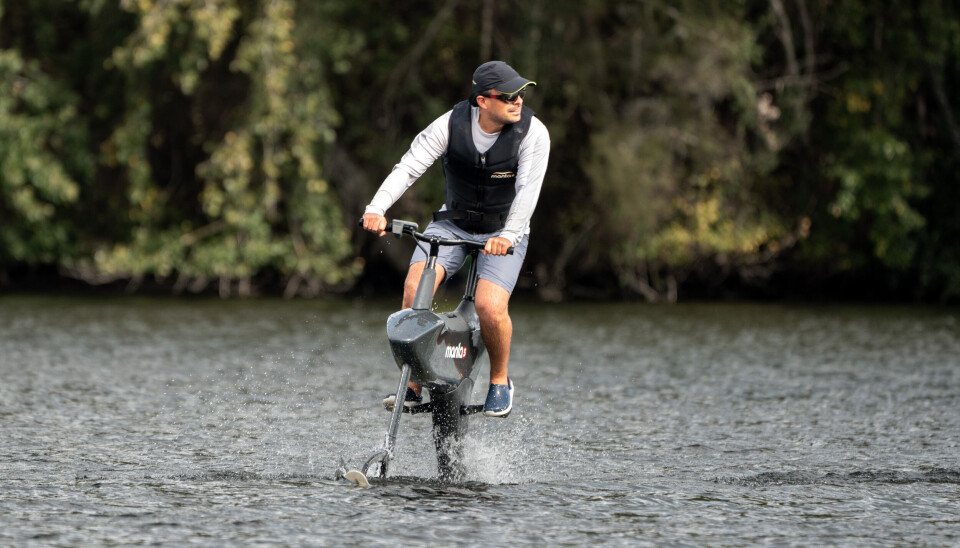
[359,218,514,255]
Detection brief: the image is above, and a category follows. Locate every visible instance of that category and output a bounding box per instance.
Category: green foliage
[80,0,358,295]
[795,1,960,298]
[1,0,959,300]
[110,0,241,94]
[580,6,793,297]
[0,49,92,264]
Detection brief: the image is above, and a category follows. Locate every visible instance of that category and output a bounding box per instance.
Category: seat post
[462,248,481,302]
[412,238,442,310]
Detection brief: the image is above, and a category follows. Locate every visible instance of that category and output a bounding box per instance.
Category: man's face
[478,89,524,125]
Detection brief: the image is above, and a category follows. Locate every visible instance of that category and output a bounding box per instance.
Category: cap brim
[497,78,536,94]
[471,78,537,106]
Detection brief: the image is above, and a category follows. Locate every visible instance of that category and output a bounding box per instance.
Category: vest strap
[433,209,507,224]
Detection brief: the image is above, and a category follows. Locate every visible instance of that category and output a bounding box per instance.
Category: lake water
[1,296,958,546]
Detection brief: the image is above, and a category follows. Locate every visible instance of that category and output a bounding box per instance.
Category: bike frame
[352,220,505,482]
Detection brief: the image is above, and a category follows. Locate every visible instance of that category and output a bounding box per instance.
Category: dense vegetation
[1,1,958,301]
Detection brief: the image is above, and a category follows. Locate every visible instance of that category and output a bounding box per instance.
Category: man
[361,60,550,418]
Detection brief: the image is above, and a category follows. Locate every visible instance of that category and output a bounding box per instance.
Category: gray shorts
[409,220,529,294]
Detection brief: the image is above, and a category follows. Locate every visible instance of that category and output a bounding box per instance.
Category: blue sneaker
[483,378,514,417]
[382,387,422,409]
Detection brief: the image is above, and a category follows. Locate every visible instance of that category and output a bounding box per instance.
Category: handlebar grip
[360,218,418,238]
[357,217,392,228]
[358,217,394,231]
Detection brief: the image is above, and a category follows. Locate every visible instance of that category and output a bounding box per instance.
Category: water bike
[339,219,511,486]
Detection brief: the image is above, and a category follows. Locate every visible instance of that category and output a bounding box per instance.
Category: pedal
[460,404,484,415]
[383,401,433,414]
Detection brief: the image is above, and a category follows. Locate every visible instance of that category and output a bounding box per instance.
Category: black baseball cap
[470,61,537,106]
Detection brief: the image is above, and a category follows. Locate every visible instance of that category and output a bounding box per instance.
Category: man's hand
[483,236,512,256]
[362,213,387,237]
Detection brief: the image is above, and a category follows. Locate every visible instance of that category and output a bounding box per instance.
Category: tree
[3,0,360,296]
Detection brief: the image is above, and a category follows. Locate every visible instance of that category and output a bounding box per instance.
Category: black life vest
[434,101,535,233]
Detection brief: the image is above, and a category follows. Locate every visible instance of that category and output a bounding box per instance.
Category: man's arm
[496,117,551,247]
[363,111,452,224]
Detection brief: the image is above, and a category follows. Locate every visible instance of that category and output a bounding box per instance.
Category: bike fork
[362,364,411,478]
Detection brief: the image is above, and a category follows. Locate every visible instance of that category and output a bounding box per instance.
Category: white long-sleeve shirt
[364,106,550,245]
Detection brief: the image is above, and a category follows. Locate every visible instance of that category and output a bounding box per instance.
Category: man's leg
[401,261,446,396]
[475,279,512,386]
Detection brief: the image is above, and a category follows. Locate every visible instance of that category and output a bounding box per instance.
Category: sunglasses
[481,89,526,104]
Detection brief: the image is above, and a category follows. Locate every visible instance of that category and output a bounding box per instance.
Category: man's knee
[475,280,510,321]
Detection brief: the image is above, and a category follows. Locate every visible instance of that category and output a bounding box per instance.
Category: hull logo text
[444,344,468,359]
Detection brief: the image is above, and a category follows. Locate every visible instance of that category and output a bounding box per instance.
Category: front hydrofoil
[344,469,371,488]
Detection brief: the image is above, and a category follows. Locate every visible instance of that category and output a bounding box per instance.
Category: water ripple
[1,298,958,545]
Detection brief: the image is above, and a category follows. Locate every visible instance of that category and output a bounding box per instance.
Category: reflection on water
[1,297,958,545]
